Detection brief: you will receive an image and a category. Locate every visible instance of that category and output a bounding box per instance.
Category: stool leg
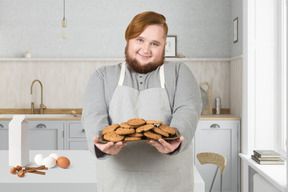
[209,167,219,192]
[220,174,223,192]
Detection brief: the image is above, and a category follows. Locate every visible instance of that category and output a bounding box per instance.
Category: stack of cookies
[101,118,177,142]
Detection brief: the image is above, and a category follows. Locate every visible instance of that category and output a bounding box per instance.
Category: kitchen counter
[0,114,240,121]
[200,114,240,120]
[0,114,81,120]
[0,150,97,192]
[0,150,205,192]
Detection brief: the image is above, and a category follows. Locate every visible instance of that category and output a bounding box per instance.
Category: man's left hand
[147,136,184,153]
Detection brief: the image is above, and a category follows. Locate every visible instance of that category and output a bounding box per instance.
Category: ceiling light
[61,0,67,39]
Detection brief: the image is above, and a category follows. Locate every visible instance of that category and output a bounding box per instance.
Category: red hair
[125,11,168,41]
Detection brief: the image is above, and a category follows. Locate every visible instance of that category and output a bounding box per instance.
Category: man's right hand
[93,136,127,155]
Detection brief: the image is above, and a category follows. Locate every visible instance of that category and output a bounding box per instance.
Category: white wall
[0,0,242,58]
[231,0,243,57]
[0,58,234,109]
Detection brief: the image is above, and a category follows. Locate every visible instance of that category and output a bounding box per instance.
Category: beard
[125,45,165,74]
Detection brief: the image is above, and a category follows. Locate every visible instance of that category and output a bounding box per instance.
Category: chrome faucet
[30,79,47,114]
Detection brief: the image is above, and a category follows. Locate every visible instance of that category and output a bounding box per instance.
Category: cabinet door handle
[82,129,85,133]
[0,124,3,129]
[210,124,220,128]
[36,124,46,128]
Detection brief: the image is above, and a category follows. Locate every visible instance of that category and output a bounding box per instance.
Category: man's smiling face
[125,24,166,74]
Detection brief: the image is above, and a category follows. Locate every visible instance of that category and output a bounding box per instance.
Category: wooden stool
[197,152,227,192]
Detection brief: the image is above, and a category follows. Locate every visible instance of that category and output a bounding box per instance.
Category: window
[245,0,287,156]
[278,0,287,155]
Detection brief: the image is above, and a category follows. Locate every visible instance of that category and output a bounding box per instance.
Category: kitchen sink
[0,114,75,119]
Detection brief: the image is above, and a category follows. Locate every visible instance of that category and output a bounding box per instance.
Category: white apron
[96,63,194,192]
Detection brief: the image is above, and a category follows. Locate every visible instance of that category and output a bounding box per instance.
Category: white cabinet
[29,121,64,150]
[194,120,240,192]
[0,120,64,150]
[65,121,87,150]
[0,119,87,150]
[0,121,9,150]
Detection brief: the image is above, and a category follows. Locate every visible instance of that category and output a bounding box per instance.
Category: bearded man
[82,11,202,192]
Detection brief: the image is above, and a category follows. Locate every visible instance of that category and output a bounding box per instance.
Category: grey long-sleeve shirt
[82,61,202,158]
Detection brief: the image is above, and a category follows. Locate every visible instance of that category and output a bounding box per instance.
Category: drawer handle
[36,124,46,128]
[210,124,220,128]
[0,124,3,129]
[82,129,85,133]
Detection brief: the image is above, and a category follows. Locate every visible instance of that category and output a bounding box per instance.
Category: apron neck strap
[118,62,126,86]
[159,64,165,88]
[118,62,165,88]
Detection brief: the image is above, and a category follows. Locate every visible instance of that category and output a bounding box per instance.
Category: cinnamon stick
[28,170,46,175]
[25,165,47,170]
[24,165,48,173]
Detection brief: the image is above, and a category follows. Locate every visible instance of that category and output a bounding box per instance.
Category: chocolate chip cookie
[116,128,136,135]
[128,132,144,137]
[136,124,155,133]
[127,118,146,126]
[158,125,176,135]
[152,127,169,137]
[103,131,124,142]
[124,136,142,141]
[146,120,163,125]
[143,131,162,140]
[120,122,132,129]
[102,124,120,135]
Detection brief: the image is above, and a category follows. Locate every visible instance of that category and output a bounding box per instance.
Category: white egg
[34,154,45,166]
[49,153,59,160]
[42,156,56,168]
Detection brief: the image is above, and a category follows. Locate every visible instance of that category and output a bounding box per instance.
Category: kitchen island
[0,150,97,192]
[0,150,204,192]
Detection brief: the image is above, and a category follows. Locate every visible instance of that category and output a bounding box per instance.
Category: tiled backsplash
[0,57,242,116]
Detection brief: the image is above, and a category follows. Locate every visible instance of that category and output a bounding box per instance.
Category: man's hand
[93,136,127,155]
[147,136,184,153]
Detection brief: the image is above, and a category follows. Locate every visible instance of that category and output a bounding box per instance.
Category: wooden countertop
[0,108,240,121]
[0,114,240,121]
[200,114,240,120]
[0,115,81,121]
[0,108,82,120]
